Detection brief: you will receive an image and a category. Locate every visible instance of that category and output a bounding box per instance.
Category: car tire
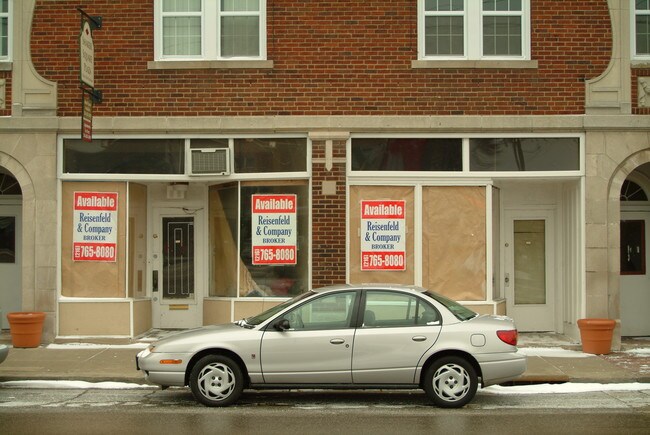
[423,356,478,408]
[189,355,244,407]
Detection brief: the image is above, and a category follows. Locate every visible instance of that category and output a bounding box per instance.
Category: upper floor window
[155,0,266,60]
[418,0,530,60]
[0,0,10,61]
[634,0,650,58]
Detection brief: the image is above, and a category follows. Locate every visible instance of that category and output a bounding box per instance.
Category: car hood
[151,323,252,353]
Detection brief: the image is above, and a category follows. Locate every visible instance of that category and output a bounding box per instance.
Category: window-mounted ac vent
[190,148,230,175]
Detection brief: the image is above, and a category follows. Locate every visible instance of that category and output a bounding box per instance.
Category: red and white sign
[252,194,297,265]
[73,192,118,262]
[360,200,406,271]
[82,92,93,143]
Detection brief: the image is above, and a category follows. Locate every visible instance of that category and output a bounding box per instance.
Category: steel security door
[620,212,650,336]
[152,209,203,328]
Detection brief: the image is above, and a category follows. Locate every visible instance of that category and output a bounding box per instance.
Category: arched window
[620,179,648,201]
[0,172,21,195]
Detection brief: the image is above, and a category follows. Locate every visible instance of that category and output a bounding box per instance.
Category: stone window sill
[412,59,538,69]
[0,62,12,72]
[147,60,274,70]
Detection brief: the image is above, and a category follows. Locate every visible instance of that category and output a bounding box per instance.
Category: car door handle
[412,336,427,342]
[330,338,345,345]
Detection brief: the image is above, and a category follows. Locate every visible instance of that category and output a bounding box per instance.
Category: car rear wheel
[189,355,244,407]
[423,356,478,408]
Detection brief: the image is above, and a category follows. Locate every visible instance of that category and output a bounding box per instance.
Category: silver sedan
[137,284,526,408]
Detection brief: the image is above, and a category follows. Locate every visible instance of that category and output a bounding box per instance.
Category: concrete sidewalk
[0,333,648,385]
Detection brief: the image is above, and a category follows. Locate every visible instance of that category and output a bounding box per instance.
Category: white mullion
[467,0,480,59]
[204,0,216,59]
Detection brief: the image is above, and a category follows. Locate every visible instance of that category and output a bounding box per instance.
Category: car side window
[363,291,440,328]
[283,291,357,331]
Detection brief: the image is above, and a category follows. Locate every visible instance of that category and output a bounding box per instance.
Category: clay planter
[6,312,46,348]
[577,318,616,355]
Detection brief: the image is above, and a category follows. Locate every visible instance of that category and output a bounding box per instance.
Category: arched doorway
[620,163,650,336]
[0,169,22,330]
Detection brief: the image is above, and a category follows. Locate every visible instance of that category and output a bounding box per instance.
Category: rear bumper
[478,351,527,386]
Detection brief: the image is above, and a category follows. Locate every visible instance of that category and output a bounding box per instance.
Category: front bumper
[136,348,188,387]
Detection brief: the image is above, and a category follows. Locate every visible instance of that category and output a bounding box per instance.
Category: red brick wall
[311,139,347,286]
[31,1,612,117]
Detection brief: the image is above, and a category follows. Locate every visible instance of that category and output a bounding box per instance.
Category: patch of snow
[0,380,154,390]
[45,343,148,350]
[625,348,650,355]
[482,382,650,395]
[518,347,592,358]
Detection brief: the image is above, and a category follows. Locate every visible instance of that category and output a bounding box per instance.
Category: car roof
[312,283,428,295]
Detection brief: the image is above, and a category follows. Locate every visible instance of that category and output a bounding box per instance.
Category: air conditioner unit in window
[189,148,230,175]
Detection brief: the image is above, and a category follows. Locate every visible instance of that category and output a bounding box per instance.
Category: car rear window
[424,291,478,321]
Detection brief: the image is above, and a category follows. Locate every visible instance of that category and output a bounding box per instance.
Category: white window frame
[417,0,530,61]
[633,0,650,60]
[154,0,267,61]
[0,0,12,62]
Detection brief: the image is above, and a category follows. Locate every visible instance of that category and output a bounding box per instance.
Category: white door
[151,208,203,329]
[620,211,650,336]
[0,204,21,329]
[504,209,556,331]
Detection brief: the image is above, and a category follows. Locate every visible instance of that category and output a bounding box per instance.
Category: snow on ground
[45,343,148,350]
[518,347,592,358]
[482,382,650,395]
[0,380,154,389]
[626,348,650,355]
[1,380,648,395]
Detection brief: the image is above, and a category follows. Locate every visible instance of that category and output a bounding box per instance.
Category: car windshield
[244,291,316,326]
[424,291,478,321]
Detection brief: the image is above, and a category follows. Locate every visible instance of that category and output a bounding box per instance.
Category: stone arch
[0,152,36,312]
[606,149,650,322]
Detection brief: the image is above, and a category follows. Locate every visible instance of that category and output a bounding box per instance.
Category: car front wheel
[423,356,478,408]
[189,355,244,407]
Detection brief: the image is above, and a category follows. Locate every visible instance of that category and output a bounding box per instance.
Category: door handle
[412,336,427,342]
[330,338,345,345]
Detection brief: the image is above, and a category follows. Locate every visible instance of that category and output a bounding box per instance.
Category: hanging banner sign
[252,194,297,265]
[360,200,406,271]
[72,191,118,262]
[82,92,93,142]
[79,20,95,88]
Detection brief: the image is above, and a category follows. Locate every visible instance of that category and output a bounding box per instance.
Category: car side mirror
[273,318,291,331]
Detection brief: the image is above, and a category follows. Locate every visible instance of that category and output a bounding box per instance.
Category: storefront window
[209,181,309,298]
[234,138,307,173]
[469,137,579,171]
[240,183,308,297]
[209,183,239,297]
[351,138,462,171]
[63,139,184,174]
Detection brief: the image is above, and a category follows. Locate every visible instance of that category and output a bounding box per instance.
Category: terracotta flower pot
[6,312,46,348]
[577,318,616,355]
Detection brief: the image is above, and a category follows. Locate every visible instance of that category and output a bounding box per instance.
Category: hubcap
[197,362,236,401]
[432,363,471,402]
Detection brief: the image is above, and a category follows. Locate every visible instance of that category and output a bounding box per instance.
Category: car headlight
[138,345,155,359]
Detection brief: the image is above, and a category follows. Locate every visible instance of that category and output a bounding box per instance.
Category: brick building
[0,1,648,347]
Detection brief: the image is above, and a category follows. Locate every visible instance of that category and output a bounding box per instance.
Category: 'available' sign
[251,194,297,265]
[72,192,118,262]
[360,200,406,271]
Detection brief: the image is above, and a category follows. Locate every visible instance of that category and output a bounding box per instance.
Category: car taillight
[497,329,518,346]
